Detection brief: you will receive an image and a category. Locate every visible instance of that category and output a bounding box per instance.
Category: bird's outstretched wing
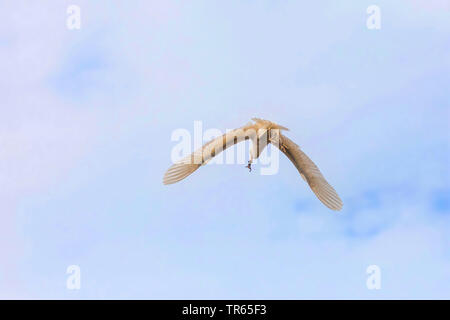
[163,123,255,185]
[275,133,343,211]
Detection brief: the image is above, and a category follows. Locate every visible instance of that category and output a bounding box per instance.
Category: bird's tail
[271,124,289,131]
[251,118,289,131]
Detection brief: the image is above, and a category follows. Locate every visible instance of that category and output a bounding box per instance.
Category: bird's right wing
[163,123,256,185]
[275,133,343,211]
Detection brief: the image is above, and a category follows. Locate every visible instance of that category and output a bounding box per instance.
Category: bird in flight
[163,118,343,211]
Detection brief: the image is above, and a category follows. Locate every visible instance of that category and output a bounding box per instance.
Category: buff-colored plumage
[163,118,343,211]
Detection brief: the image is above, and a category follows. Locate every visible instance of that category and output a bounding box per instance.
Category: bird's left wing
[163,122,255,185]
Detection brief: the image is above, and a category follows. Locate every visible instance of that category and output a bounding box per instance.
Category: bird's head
[251,117,289,131]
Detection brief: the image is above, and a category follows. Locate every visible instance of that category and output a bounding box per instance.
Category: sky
[0,0,449,299]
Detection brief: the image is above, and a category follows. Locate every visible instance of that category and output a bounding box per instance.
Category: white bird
[163,118,343,211]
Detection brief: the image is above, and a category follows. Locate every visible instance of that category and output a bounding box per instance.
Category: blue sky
[0,1,449,298]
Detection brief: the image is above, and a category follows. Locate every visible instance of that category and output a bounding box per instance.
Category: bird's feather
[163,123,255,184]
[276,133,343,211]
